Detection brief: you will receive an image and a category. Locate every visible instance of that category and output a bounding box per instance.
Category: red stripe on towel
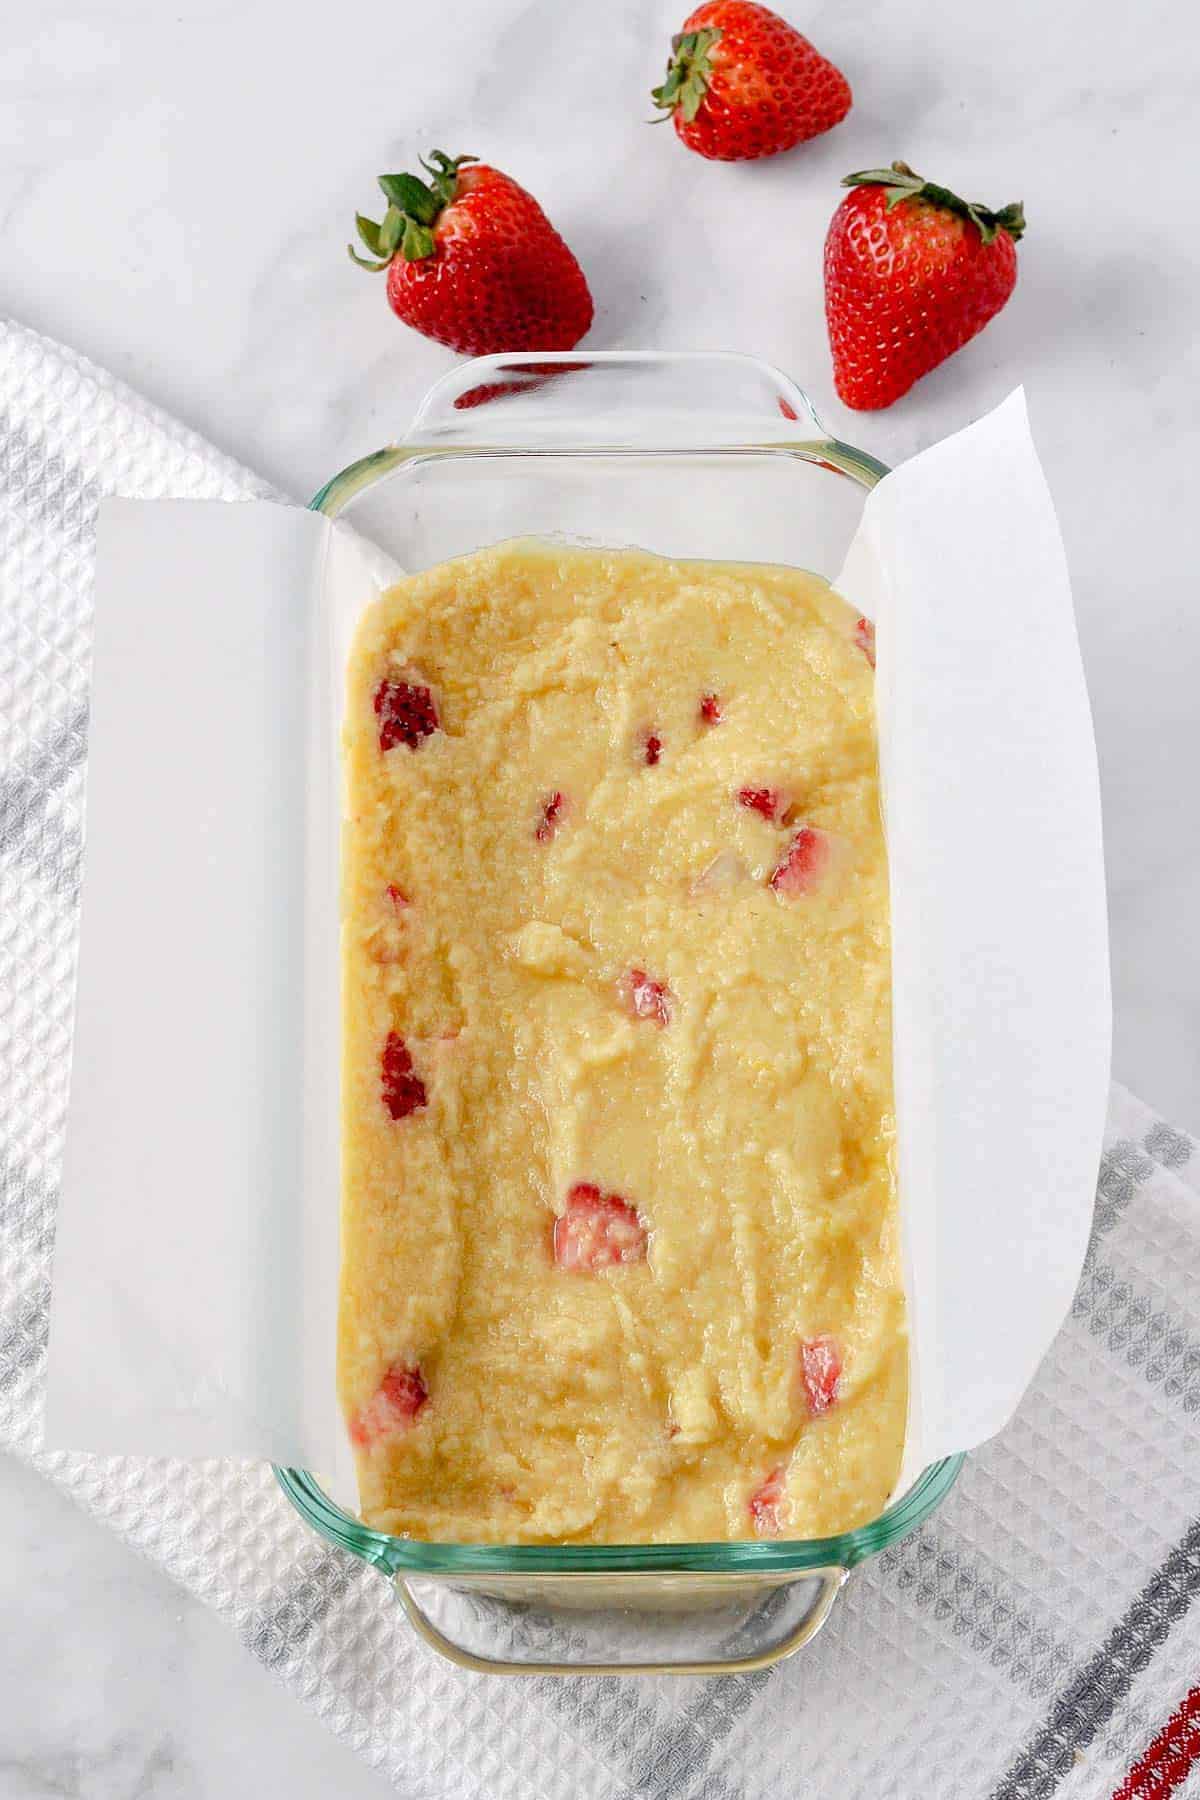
[1112,1684,1200,1800]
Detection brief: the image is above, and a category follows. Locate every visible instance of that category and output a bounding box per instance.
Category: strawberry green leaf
[378,172,440,224]
[842,161,1027,244]
[650,27,721,125]
[377,204,404,256]
[347,243,390,272]
[399,217,436,260]
[420,150,477,206]
[994,201,1027,243]
[355,212,385,256]
[356,151,477,271]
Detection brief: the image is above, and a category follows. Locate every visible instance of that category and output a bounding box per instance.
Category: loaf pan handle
[395,1565,846,1676]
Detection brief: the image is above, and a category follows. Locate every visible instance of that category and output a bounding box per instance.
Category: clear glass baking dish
[276,351,964,1675]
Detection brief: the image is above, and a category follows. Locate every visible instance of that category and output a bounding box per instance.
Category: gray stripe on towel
[0,409,101,537]
[242,1546,369,1669]
[991,1514,1200,1800]
[0,703,89,855]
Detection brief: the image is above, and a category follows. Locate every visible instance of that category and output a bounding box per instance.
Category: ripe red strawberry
[374,677,439,753]
[825,161,1026,410]
[769,825,833,896]
[651,3,850,162]
[349,1361,429,1447]
[535,791,567,842]
[381,1031,427,1120]
[799,1334,842,1415]
[553,1182,648,1272]
[699,693,723,725]
[618,968,673,1027]
[853,617,876,669]
[748,1464,788,1536]
[643,730,663,766]
[350,152,592,355]
[737,785,791,825]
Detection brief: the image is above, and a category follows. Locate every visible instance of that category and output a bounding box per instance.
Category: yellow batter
[339,538,906,1544]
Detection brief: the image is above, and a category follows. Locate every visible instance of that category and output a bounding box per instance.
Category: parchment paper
[46,390,1110,1490]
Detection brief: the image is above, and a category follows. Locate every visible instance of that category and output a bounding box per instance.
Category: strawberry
[374,678,439,754]
[452,362,589,412]
[386,883,409,909]
[349,1361,429,1447]
[737,785,791,825]
[769,826,832,897]
[553,1182,648,1272]
[619,968,674,1027]
[643,730,663,766]
[350,152,593,355]
[651,3,850,162]
[825,161,1026,410]
[748,1464,788,1536]
[381,1031,427,1120]
[535,791,567,842]
[699,693,723,725]
[853,617,876,669]
[799,1334,842,1415]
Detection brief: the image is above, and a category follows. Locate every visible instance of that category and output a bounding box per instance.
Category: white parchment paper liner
[46,389,1111,1502]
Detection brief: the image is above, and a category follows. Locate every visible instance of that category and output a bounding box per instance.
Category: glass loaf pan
[277,352,963,1675]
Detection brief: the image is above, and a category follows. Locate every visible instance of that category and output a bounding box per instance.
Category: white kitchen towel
[2,313,1199,1800]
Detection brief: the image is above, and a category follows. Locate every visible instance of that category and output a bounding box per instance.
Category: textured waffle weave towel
[3,314,1199,1800]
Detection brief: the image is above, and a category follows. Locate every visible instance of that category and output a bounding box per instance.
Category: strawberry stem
[348,151,478,269]
[842,160,1026,245]
[650,27,722,124]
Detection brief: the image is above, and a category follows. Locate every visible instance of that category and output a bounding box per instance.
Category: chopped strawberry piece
[799,1334,842,1416]
[535,791,567,842]
[769,827,833,897]
[737,786,790,825]
[374,678,439,753]
[644,732,663,766]
[778,397,799,422]
[381,1031,427,1120]
[749,1464,788,1537]
[553,1182,648,1272]
[853,617,876,669]
[349,1360,429,1447]
[699,693,723,725]
[386,883,409,909]
[619,968,673,1027]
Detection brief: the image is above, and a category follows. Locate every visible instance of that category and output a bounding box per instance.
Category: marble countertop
[2,0,1197,1790]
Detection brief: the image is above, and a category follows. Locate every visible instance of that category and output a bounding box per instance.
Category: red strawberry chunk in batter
[619,968,673,1028]
[737,786,791,826]
[536,791,567,841]
[381,1031,427,1120]
[644,732,663,766]
[799,1334,842,1416]
[386,883,409,909]
[749,1464,789,1536]
[373,678,440,753]
[769,827,833,897]
[699,693,723,725]
[854,617,876,669]
[349,1361,429,1447]
[553,1182,648,1272]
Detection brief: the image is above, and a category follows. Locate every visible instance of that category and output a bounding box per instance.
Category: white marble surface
[1,0,1198,1790]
